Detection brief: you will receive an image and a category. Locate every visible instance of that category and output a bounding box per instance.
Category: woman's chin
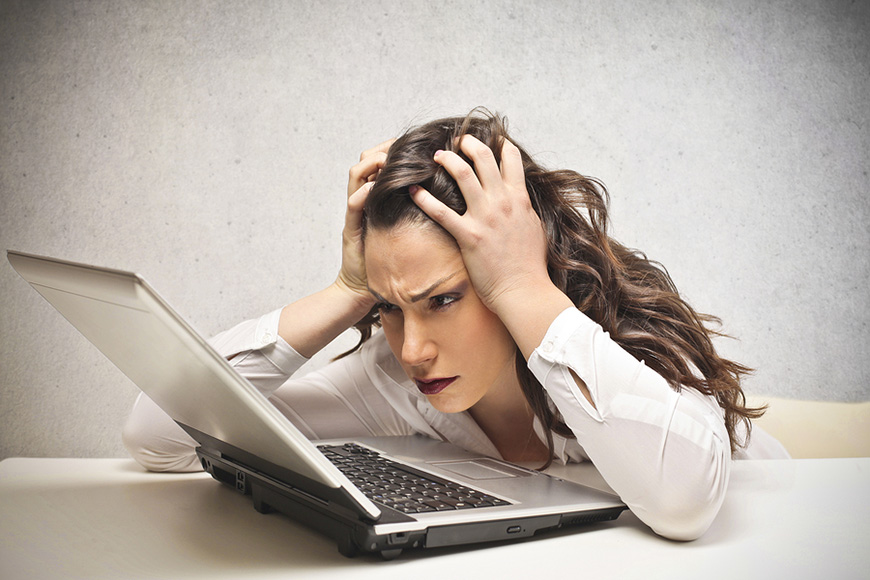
[425,394,472,414]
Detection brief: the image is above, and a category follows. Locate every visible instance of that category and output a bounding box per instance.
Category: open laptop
[7,250,626,558]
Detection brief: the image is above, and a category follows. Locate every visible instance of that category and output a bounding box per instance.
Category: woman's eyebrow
[367,269,463,305]
[367,287,390,304]
[409,270,463,303]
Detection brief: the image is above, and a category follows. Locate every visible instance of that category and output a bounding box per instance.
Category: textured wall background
[1,0,868,460]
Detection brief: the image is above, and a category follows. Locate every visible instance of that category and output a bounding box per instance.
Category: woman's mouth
[414,376,458,396]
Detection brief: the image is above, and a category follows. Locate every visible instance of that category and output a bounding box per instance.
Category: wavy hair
[350,109,763,467]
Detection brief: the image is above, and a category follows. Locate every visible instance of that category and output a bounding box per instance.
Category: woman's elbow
[642,446,730,541]
[645,494,723,541]
[122,394,201,473]
[122,423,200,472]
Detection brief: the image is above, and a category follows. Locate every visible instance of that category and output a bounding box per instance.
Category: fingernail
[434,149,444,158]
[408,185,420,195]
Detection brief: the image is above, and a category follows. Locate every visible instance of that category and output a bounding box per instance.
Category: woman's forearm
[277,281,374,359]
[529,308,731,540]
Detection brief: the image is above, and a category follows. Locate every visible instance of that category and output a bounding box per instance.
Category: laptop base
[198,447,627,559]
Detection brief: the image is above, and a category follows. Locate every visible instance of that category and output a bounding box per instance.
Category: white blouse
[123,306,787,541]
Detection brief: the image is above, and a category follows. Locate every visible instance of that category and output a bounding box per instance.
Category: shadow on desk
[0,458,643,577]
[1,466,337,574]
[3,457,868,579]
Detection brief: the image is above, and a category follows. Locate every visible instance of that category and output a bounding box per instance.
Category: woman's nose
[401,318,437,367]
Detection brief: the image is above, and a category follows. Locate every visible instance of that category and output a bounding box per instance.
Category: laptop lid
[7,250,381,520]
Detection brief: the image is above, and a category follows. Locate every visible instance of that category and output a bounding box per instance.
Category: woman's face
[364,223,517,414]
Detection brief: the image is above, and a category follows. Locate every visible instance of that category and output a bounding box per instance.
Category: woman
[123,110,785,541]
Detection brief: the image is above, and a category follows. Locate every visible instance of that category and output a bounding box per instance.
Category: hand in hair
[410,135,574,362]
[274,140,394,358]
[336,139,394,303]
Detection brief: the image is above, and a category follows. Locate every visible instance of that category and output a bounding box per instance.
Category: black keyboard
[318,443,511,514]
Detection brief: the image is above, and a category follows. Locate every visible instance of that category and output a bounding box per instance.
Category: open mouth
[414,376,458,396]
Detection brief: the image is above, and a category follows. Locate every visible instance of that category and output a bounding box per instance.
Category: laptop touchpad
[430,459,533,480]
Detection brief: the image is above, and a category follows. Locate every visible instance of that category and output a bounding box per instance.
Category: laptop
[7,250,626,558]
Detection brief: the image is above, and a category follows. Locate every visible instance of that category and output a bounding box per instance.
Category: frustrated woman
[124,110,786,541]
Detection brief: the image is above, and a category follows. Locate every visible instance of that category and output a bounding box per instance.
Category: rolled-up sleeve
[208,308,309,397]
[123,310,419,473]
[528,308,731,540]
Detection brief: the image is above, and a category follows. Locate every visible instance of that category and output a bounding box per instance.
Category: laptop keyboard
[318,443,511,514]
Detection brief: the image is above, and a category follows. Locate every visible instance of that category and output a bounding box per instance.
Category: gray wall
[1,1,868,460]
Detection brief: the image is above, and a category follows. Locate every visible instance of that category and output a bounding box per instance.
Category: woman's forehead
[365,222,457,254]
[365,225,466,299]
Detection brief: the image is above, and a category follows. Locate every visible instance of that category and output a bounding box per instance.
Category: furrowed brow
[367,269,463,305]
[409,270,462,303]
[367,287,390,304]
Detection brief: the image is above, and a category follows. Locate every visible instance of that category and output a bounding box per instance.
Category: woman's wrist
[278,282,375,359]
[330,278,376,322]
[491,278,574,362]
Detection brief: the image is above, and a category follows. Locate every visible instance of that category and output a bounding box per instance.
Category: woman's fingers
[409,185,468,240]
[359,138,396,162]
[413,134,549,314]
[455,134,503,190]
[348,152,387,197]
[338,181,375,297]
[431,148,483,202]
[498,139,526,189]
[347,138,394,196]
[433,135,526,211]
[347,181,373,221]
[430,135,499,205]
[339,139,395,296]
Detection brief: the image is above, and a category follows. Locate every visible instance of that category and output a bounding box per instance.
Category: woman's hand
[410,135,573,359]
[277,139,394,357]
[410,136,550,313]
[335,139,394,304]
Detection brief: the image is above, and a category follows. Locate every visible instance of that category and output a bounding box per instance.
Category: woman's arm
[410,137,590,398]
[124,141,393,471]
[276,141,393,357]
[122,324,418,472]
[529,308,731,541]
[122,308,316,472]
[412,136,729,540]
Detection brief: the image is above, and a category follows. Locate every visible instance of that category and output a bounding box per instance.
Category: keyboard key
[317,443,511,513]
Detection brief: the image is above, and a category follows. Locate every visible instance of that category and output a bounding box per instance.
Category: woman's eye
[431,295,459,311]
[376,302,398,315]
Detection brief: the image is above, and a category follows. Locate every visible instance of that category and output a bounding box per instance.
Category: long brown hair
[352,109,763,466]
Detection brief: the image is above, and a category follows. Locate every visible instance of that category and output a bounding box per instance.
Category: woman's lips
[414,376,457,396]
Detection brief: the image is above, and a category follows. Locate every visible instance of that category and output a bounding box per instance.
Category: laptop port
[388,532,408,545]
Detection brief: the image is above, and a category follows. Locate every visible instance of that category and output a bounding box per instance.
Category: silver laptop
[8,250,625,559]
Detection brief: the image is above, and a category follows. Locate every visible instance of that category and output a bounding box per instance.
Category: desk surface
[1,457,868,579]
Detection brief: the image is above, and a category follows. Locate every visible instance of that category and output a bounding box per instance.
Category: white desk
[1,457,867,579]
